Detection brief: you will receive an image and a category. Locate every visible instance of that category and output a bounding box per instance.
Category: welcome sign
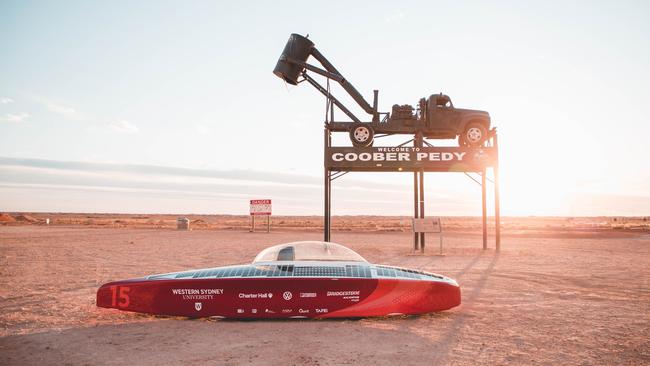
[326,146,496,172]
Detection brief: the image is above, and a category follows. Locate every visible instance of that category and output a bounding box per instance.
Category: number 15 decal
[110,286,130,308]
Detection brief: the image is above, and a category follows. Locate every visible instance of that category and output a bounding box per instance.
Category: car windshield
[252,241,367,263]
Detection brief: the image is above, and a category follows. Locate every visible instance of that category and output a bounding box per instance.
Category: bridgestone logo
[327,291,360,297]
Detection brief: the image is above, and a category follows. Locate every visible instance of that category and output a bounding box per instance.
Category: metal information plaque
[326,146,496,172]
[412,217,442,233]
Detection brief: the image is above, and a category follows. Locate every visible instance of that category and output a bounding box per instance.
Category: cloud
[0,156,400,189]
[4,155,644,216]
[0,156,427,215]
[0,113,29,123]
[0,97,14,104]
[33,96,78,118]
[45,101,77,117]
[385,11,406,23]
[108,119,139,134]
[195,124,211,135]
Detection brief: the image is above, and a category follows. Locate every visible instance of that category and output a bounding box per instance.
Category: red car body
[97,241,460,318]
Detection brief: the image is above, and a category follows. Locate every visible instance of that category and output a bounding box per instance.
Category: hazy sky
[1,1,649,216]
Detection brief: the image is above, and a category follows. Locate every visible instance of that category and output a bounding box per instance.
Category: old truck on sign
[273,33,492,147]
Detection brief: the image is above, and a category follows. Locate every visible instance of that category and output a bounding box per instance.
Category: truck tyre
[461,122,487,147]
[349,123,374,147]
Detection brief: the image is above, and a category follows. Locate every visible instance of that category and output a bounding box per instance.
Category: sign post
[413,217,443,255]
[250,199,272,233]
[323,132,500,252]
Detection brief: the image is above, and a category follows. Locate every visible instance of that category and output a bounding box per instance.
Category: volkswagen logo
[283,291,292,300]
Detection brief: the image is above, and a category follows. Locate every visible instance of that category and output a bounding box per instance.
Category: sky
[1,0,649,216]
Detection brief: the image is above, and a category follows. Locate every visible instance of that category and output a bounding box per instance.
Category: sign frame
[323,128,501,252]
[325,146,497,172]
[249,199,272,233]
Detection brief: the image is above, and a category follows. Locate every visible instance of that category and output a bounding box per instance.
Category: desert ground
[1,214,649,365]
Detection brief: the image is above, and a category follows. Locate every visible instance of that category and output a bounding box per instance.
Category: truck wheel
[349,123,374,147]
[462,122,487,147]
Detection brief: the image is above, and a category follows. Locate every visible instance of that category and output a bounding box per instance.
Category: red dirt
[1,224,649,365]
[0,214,15,222]
[12,214,37,222]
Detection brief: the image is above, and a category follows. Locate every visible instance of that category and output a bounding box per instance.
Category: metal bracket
[330,171,349,181]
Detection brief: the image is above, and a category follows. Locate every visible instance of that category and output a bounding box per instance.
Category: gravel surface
[1,226,649,365]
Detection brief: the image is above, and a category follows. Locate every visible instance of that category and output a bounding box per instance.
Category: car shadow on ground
[428,251,500,364]
[2,313,462,366]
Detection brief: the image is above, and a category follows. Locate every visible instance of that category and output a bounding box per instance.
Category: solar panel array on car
[418,271,443,279]
[267,265,294,277]
[168,264,433,279]
[376,266,420,279]
[293,266,347,277]
[375,266,397,278]
[345,265,372,278]
[375,265,444,280]
[170,265,360,279]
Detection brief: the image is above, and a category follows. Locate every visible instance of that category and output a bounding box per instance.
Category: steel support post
[482,168,488,250]
[413,171,419,251]
[419,169,425,253]
[324,127,331,242]
[494,134,501,251]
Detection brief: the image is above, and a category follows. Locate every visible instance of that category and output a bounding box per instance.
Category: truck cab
[424,93,491,146]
